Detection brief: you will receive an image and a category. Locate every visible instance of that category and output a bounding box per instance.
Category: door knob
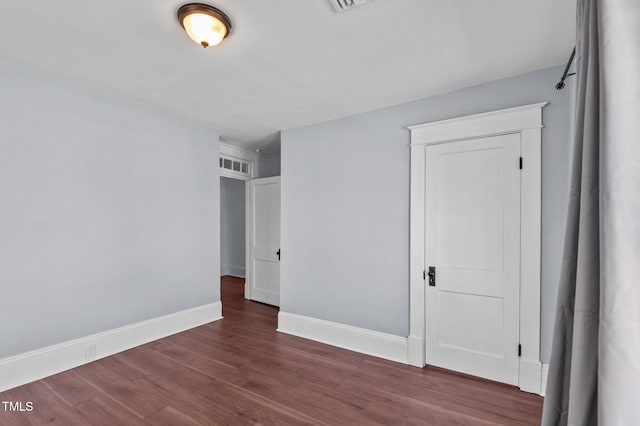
[427,266,436,286]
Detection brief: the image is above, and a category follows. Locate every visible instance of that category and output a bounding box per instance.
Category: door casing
[408,103,546,394]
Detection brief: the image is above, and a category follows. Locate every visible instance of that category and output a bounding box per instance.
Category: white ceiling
[0,0,575,151]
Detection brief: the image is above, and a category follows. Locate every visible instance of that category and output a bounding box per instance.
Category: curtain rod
[556,47,576,90]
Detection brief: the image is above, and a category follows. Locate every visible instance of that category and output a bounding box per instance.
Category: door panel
[248,177,280,306]
[252,259,279,306]
[436,147,505,272]
[254,183,280,248]
[436,292,504,357]
[425,134,520,385]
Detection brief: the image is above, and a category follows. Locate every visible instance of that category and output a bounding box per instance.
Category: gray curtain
[542,0,640,425]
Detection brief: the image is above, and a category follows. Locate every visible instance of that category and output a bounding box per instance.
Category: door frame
[219,142,258,180]
[218,142,257,280]
[245,176,281,302]
[407,103,546,393]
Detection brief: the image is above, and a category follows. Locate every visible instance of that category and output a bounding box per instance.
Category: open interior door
[246,176,280,306]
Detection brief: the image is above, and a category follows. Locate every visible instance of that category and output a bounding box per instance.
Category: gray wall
[258,151,281,178]
[281,66,574,363]
[220,177,245,276]
[0,58,220,359]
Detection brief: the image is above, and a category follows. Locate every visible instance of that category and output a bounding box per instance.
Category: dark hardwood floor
[0,276,543,425]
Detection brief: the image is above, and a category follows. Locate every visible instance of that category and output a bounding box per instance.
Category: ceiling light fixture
[177,3,232,48]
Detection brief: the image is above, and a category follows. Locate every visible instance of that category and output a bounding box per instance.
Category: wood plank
[0,381,88,425]
[41,371,102,407]
[0,275,543,424]
[73,362,171,419]
[74,396,147,426]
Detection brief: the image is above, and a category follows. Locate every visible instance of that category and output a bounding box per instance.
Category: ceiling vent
[329,0,374,13]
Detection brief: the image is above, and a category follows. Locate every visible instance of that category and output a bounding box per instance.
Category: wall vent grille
[329,0,374,13]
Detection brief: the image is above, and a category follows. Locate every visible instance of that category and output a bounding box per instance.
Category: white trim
[540,363,549,396]
[408,134,427,367]
[0,302,223,392]
[519,126,542,394]
[407,335,425,367]
[408,103,545,392]
[220,169,252,181]
[245,179,252,300]
[219,142,258,180]
[408,103,547,146]
[219,142,258,163]
[519,359,543,394]
[277,312,408,364]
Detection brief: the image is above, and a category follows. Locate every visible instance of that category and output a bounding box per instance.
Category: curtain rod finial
[556,47,576,90]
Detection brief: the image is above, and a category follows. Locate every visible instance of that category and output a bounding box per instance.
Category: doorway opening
[220,176,246,278]
[218,142,281,308]
[219,142,256,305]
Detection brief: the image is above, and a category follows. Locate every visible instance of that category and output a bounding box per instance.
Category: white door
[425,133,521,385]
[247,176,280,306]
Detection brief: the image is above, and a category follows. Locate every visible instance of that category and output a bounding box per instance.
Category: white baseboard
[519,358,543,395]
[221,265,245,278]
[540,363,549,396]
[0,302,223,392]
[277,312,408,364]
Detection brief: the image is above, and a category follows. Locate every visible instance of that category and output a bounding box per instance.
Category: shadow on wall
[258,151,281,178]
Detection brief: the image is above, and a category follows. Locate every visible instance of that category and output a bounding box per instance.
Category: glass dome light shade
[177,4,232,48]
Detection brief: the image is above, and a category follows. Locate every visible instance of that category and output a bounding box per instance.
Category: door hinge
[519,157,523,170]
[518,344,522,357]
[423,270,426,280]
